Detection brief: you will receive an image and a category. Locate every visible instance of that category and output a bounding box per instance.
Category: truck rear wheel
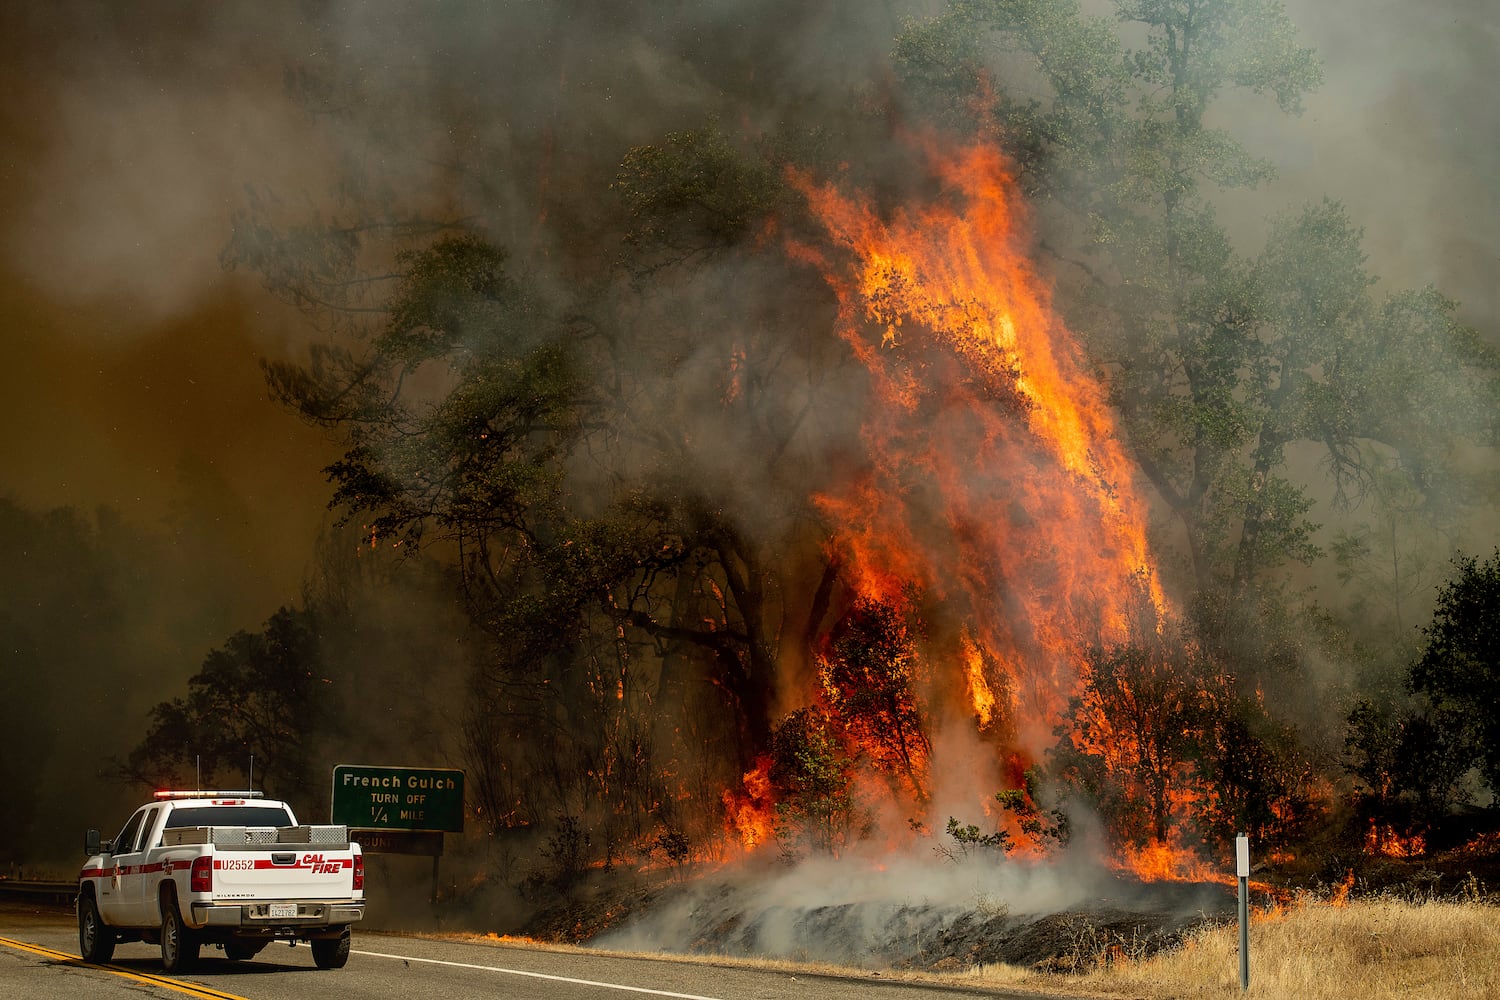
[78,892,115,964]
[159,896,199,973]
[311,929,350,970]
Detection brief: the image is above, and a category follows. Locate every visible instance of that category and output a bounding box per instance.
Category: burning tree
[817,595,931,799]
[198,0,1497,888]
[1052,597,1318,856]
[1054,619,1202,849]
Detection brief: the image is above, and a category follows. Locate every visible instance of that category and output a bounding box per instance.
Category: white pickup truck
[76,790,364,972]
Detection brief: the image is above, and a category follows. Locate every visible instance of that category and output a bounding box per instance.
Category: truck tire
[159,895,199,973]
[311,929,350,970]
[78,892,116,964]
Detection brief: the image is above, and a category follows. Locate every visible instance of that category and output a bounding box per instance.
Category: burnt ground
[483,831,1500,975]
[504,863,1245,972]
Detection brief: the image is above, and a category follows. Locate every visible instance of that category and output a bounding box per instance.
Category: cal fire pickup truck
[77,791,364,972]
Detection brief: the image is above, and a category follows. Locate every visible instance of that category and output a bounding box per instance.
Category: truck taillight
[352,853,364,892]
[190,856,213,893]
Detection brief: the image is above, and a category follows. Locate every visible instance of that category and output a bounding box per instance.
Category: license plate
[268,903,297,919]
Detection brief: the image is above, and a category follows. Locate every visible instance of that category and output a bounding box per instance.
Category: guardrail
[0,880,77,906]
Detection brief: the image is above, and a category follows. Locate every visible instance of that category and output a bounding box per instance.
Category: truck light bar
[153,790,266,800]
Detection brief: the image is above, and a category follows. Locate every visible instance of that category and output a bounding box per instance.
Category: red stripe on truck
[89,862,170,878]
[213,856,353,871]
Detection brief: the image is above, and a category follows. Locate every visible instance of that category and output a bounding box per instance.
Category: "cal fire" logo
[300,853,344,874]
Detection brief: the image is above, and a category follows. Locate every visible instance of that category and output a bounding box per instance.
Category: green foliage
[612,122,782,258]
[268,235,611,653]
[897,0,1130,193]
[1117,0,1322,117]
[1344,696,1473,841]
[1406,552,1500,796]
[941,770,1070,861]
[768,707,862,856]
[942,816,1012,860]
[127,607,335,797]
[1193,687,1316,846]
[997,766,1072,845]
[254,160,800,856]
[381,235,527,367]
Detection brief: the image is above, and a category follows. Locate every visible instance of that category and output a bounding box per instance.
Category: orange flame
[961,631,997,729]
[1329,869,1356,907]
[722,756,776,852]
[1114,840,1224,884]
[1364,822,1426,859]
[791,134,1164,790]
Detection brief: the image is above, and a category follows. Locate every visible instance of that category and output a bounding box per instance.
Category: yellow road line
[0,936,251,1000]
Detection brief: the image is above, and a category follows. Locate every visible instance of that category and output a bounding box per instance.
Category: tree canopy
[190,0,1500,867]
[896,0,1497,620]
[1408,551,1500,793]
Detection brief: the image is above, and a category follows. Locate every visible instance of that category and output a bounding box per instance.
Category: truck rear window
[165,806,293,828]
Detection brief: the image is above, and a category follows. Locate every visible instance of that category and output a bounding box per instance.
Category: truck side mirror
[85,829,101,856]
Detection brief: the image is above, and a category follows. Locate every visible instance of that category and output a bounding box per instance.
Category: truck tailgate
[213,851,357,900]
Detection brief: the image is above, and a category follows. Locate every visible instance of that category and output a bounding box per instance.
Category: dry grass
[374,887,1500,999]
[963,894,1500,999]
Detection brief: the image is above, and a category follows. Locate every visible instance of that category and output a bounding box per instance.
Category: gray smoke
[0,0,1493,897]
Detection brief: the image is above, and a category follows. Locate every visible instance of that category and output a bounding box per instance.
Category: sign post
[332,765,465,903]
[1236,833,1250,992]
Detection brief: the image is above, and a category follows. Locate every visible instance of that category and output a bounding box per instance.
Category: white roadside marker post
[1236,833,1250,992]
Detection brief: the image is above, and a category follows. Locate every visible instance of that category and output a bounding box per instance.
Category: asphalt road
[0,903,1045,1000]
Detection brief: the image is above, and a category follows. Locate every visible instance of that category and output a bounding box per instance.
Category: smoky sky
[1225,0,1499,326]
[0,0,1495,863]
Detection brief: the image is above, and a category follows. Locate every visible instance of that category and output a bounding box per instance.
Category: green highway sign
[331,764,465,833]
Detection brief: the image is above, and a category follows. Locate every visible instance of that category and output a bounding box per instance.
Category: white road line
[354,949,726,1000]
